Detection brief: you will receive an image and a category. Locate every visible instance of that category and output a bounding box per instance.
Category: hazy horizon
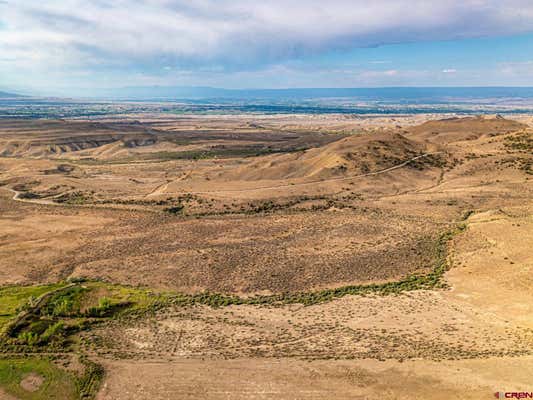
[5,86,533,102]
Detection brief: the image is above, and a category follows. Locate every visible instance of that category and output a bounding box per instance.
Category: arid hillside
[0,114,530,294]
[0,119,159,157]
[216,131,429,181]
[0,118,340,160]
[0,113,532,400]
[406,115,526,144]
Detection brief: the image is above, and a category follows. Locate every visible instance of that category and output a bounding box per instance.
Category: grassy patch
[0,281,170,351]
[44,286,88,317]
[0,284,65,331]
[0,358,78,400]
[80,281,172,313]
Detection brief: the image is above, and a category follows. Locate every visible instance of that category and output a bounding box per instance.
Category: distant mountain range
[92,86,533,102]
[3,87,533,103]
[0,91,23,98]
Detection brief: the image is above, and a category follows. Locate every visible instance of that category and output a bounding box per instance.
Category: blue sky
[1,1,533,95]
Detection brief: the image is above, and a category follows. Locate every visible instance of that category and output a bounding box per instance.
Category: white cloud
[2,1,533,92]
[359,69,398,78]
[499,61,533,76]
[1,0,533,69]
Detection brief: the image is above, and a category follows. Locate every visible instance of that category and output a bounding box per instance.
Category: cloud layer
[1,1,533,92]
[2,0,533,67]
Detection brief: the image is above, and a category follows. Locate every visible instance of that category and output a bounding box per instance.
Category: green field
[0,284,65,330]
[0,358,78,400]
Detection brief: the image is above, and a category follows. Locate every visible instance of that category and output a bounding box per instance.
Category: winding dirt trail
[160,152,442,195]
[8,188,58,206]
[8,152,442,206]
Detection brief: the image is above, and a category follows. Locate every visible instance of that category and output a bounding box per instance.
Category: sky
[1,0,533,96]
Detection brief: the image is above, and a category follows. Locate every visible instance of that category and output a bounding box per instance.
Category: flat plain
[0,113,532,399]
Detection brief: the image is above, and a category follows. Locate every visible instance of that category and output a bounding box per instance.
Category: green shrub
[17,331,39,346]
[164,204,184,214]
[28,320,52,336]
[45,286,86,316]
[52,298,74,316]
[86,297,115,317]
[40,322,64,344]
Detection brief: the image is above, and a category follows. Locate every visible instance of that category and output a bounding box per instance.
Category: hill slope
[406,115,526,144]
[218,131,428,182]
[0,119,158,158]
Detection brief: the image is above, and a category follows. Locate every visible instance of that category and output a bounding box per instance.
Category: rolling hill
[219,131,428,181]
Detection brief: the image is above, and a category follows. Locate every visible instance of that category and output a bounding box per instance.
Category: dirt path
[8,188,58,206]
[145,181,171,198]
[163,152,442,195]
[5,188,160,215]
[8,153,441,206]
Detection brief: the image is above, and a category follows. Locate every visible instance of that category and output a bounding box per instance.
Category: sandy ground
[0,389,18,400]
[95,204,533,399]
[97,357,533,400]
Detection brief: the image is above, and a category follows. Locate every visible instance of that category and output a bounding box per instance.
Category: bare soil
[19,373,44,393]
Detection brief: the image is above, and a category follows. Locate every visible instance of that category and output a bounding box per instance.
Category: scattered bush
[77,357,105,399]
[40,322,65,344]
[164,204,184,214]
[17,331,39,346]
